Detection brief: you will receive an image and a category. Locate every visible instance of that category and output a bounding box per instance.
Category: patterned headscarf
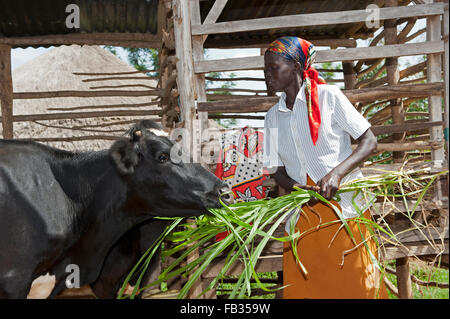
[266,36,326,145]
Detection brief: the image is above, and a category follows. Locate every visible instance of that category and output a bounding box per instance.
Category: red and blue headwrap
[267,36,326,145]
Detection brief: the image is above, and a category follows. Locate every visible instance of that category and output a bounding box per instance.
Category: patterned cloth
[214,127,269,241]
[266,36,326,145]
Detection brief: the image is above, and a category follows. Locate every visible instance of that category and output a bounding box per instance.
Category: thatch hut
[9,45,160,151]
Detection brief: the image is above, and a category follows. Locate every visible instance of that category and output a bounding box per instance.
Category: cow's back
[0,141,78,286]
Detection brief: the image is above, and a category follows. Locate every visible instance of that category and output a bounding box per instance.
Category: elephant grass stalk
[119,166,448,299]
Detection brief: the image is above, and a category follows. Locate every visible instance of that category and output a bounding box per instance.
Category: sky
[10,18,426,128]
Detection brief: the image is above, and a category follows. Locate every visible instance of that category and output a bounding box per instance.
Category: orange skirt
[283,176,388,299]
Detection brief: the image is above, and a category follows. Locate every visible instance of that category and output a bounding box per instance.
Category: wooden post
[427,10,445,164]
[343,62,356,89]
[173,0,196,159]
[191,0,209,166]
[396,257,413,299]
[385,0,405,163]
[444,3,449,160]
[0,44,13,139]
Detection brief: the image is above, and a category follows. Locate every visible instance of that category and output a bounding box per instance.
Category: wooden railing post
[0,44,13,139]
[396,257,413,299]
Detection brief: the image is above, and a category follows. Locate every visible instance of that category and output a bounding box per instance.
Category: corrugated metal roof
[1,0,412,48]
[200,0,408,48]
[0,0,159,37]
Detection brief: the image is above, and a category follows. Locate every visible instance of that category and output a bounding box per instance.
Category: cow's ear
[110,138,139,175]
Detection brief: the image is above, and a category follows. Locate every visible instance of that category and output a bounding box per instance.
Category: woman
[262,36,388,299]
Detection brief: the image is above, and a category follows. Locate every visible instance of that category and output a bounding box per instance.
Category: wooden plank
[205,38,357,49]
[197,82,444,113]
[382,241,449,260]
[202,255,283,279]
[0,33,160,48]
[371,199,448,216]
[361,160,448,175]
[203,0,228,25]
[0,44,13,139]
[191,3,446,36]
[370,121,443,136]
[194,41,444,73]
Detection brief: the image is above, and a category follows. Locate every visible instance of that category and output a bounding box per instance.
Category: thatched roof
[9,45,160,151]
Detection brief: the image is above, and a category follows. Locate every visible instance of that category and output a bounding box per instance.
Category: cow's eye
[158,153,170,163]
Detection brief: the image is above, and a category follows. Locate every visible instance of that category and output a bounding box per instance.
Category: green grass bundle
[118,165,448,299]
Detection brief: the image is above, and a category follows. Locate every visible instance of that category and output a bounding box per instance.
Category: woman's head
[264,52,302,92]
[263,36,326,145]
[263,36,316,92]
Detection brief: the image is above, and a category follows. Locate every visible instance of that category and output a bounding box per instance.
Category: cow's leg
[47,277,68,299]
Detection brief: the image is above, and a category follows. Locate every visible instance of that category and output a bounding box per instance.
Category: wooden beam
[192,3,446,36]
[194,41,444,73]
[198,82,444,113]
[370,120,443,136]
[0,33,160,48]
[204,38,358,49]
[0,109,161,122]
[366,61,426,88]
[0,44,13,139]
[203,0,228,25]
[375,140,443,152]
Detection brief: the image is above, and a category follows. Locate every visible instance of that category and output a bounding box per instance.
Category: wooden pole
[444,3,449,160]
[173,0,196,159]
[173,0,203,299]
[191,0,209,166]
[427,10,445,164]
[343,62,356,90]
[0,44,13,139]
[385,0,405,163]
[396,257,413,299]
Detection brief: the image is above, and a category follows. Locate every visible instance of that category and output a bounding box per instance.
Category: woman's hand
[316,170,342,200]
[292,184,320,192]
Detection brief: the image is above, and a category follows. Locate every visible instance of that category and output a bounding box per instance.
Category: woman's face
[264,52,300,92]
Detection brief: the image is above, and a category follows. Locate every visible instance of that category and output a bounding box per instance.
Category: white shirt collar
[277,81,307,113]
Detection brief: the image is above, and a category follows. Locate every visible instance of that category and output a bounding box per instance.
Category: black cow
[0,120,231,298]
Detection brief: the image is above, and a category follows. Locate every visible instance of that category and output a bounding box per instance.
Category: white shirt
[263,83,371,233]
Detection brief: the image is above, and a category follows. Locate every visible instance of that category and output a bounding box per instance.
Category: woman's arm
[316,128,377,200]
[273,166,319,193]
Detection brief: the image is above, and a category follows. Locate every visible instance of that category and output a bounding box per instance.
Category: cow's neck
[52,151,151,280]
[54,151,145,228]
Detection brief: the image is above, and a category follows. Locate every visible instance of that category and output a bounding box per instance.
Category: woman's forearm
[273,166,298,191]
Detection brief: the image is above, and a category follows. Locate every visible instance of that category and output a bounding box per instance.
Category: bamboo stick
[47,101,160,112]
[13,90,162,99]
[0,109,161,122]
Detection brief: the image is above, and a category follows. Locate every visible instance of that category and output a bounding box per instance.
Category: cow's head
[109,120,232,216]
